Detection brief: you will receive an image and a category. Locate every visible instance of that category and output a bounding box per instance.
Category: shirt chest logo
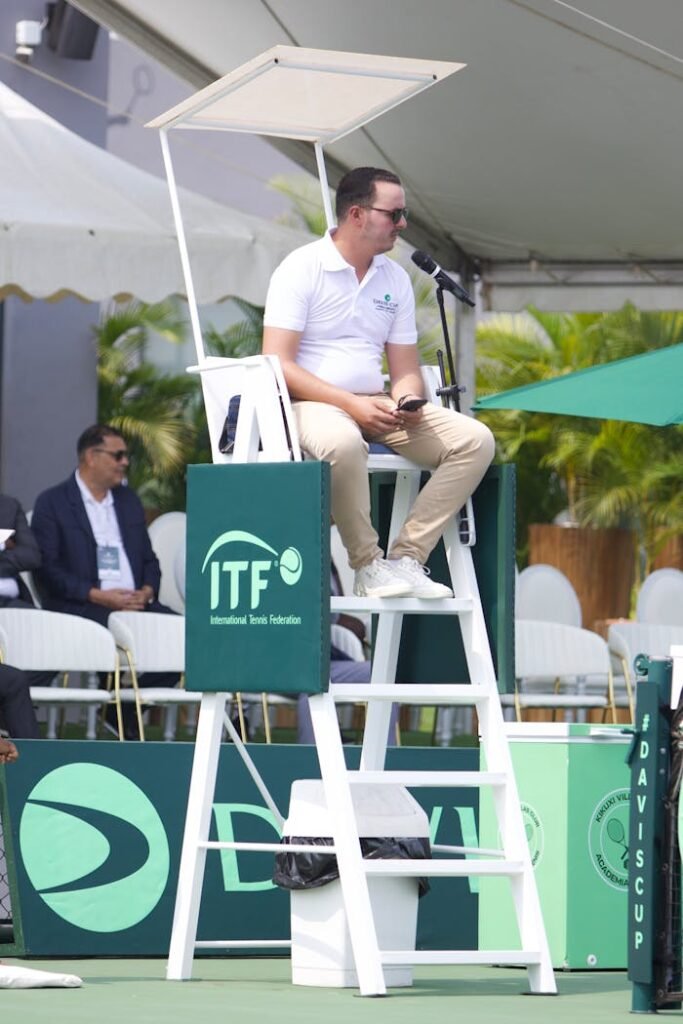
[372,293,398,314]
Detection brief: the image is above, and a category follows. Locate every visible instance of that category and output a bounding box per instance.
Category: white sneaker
[387,556,453,599]
[353,559,413,598]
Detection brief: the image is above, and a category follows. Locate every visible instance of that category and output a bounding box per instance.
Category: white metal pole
[159,129,206,364]
[314,142,335,231]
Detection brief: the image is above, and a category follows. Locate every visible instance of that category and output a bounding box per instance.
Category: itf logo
[19,764,170,932]
[202,530,303,611]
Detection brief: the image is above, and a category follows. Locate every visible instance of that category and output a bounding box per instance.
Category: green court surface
[0,958,632,1023]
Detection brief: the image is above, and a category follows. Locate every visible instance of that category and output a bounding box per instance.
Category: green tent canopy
[474,344,683,427]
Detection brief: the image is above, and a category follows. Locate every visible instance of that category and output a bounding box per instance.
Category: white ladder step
[347,770,507,788]
[363,859,525,878]
[327,683,490,705]
[381,950,543,967]
[331,596,473,614]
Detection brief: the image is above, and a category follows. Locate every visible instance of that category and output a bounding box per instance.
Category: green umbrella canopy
[474,343,683,427]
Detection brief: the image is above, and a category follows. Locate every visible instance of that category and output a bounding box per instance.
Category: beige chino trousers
[293,397,495,570]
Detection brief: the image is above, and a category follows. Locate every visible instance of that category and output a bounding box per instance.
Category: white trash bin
[283,779,429,988]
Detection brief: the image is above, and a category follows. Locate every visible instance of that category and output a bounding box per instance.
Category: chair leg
[607,668,617,724]
[514,684,523,722]
[57,671,69,739]
[261,694,271,744]
[235,694,247,742]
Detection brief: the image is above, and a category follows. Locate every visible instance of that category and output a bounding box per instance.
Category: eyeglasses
[367,206,409,225]
[93,448,130,462]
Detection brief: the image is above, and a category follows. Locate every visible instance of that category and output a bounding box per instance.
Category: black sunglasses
[367,206,409,225]
[93,448,130,462]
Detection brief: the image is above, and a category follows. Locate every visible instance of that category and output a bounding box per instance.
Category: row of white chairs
[517,563,683,628]
[0,607,188,742]
[511,564,683,722]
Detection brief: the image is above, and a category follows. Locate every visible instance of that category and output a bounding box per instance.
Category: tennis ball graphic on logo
[20,763,170,932]
[279,546,303,585]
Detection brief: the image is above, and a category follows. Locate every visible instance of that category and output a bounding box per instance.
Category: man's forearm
[280,360,359,413]
[390,372,424,403]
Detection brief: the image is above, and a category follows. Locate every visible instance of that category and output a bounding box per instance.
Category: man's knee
[472,420,496,466]
[441,416,495,466]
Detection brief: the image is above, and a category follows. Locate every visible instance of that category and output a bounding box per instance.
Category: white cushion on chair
[107,612,184,673]
[0,608,117,672]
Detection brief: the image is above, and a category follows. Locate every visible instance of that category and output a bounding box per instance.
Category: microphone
[411,250,475,307]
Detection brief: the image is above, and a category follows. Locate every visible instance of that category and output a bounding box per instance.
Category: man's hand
[129,586,154,610]
[88,586,154,611]
[347,396,401,436]
[0,739,19,763]
[395,393,427,427]
[88,588,139,611]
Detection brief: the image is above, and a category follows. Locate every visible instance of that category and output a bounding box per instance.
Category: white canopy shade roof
[147,45,464,144]
[73,0,683,311]
[0,81,309,304]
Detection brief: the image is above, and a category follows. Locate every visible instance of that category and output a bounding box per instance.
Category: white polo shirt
[263,231,417,394]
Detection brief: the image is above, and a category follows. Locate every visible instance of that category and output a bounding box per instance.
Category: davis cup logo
[202,530,303,614]
[19,764,170,932]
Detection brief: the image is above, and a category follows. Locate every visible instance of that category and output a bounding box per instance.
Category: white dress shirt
[75,471,136,591]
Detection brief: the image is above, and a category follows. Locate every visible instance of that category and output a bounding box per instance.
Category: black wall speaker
[46,1,100,60]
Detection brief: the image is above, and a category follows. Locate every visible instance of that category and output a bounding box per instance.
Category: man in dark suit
[0,664,40,738]
[32,424,178,738]
[0,493,51,733]
[0,493,41,608]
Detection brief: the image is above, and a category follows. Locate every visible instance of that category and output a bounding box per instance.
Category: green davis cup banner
[185,462,330,694]
[1,741,480,956]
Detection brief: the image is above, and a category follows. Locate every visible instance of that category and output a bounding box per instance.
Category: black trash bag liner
[273,835,431,897]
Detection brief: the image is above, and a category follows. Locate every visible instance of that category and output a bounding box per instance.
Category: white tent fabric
[0,81,309,304]
[72,0,683,311]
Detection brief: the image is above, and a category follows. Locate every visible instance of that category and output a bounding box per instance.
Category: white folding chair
[148,511,187,614]
[516,564,582,627]
[0,608,115,739]
[502,619,616,722]
[107,611,192,741]
[608,621,683,719]
[636,569,683,626]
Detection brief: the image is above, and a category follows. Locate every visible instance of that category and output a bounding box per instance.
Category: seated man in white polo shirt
[263,166,494,599]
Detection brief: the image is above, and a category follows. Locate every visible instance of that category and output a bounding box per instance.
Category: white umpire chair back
[636,569,683,626]
[148,511,187,615]
[503,619,616,723]
[107,611,193,741]
[0,608,115,739]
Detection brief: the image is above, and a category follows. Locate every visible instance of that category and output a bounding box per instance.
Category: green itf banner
[0,740,479,957]
[185,461,330,693]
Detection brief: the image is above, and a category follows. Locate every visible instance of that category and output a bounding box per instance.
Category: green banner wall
[0,740,479,957]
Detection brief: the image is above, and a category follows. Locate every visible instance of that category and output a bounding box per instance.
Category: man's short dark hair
[335,167,402,222]
[77,424,125,459]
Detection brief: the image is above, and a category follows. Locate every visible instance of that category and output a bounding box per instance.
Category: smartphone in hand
[397,396,427,412]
